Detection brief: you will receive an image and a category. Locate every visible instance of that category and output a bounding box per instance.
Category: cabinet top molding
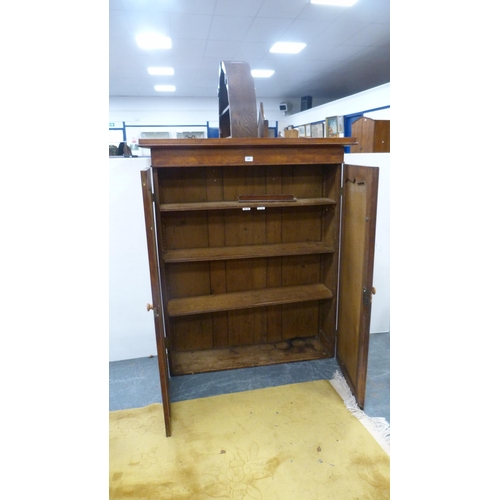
[139,137,358,167]
[138,137,357,149]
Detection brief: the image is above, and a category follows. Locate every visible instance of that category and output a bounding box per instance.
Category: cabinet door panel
[141,167,172,436]
[336,164,379,409]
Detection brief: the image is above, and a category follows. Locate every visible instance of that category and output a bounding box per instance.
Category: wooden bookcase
[140,137,379,436]
[350,117,390,153]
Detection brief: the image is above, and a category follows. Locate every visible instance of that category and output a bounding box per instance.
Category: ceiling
[109,0,390,101]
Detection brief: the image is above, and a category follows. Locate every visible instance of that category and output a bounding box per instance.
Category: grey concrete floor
[109,331,389,423]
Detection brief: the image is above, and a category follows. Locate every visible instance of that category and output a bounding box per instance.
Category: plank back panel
[224,210,267,246]
[167,261,211,299]
[159,167,207,203]
[222,165,267,200]
[282,165,324,199]
[171,314,213,352]
[282,206,323,243]
[163,212,209,251]
[282,254,321,286]
[228,309,260,346]
[282,302,320,340]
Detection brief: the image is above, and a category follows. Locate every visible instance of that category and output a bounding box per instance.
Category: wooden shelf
[163,241,334,263]
[159,197,336,212]
[167,283,333,317]
[171,337,332,375]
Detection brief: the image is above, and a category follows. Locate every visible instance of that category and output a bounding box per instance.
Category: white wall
[109,95,307,126]
[278,83,390,133]
[109,157,158,361]
[109,83,390,361]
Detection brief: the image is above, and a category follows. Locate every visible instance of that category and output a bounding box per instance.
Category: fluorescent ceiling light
[154,85,176,92]
[251,69,275,78]
[148,67,174,76]
[136,34,172,49]
[270,42,306,54]
[310,0,358,6]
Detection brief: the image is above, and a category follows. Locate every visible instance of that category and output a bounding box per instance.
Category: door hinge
[362,287,376,306]
[363,287,370,306]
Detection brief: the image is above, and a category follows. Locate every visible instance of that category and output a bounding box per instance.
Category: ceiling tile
[208,15,255,42]
[109,0,390,100]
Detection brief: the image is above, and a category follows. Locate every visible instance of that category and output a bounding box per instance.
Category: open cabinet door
[336,164,379,409]
[141,167,172,436]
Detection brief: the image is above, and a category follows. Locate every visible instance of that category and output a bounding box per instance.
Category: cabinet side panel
[374,121,390,152]
[362,120,375,152]
[350,120,363,153]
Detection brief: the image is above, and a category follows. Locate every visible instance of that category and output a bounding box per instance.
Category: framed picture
[338,116,344,136]
[325,116,338,137]
[305,124,311,137]
[297,125,306,137]
[177,131,205,139]
[311,122,324,138]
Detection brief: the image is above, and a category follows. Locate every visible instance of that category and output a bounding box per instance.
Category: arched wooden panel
[218,61,258,138]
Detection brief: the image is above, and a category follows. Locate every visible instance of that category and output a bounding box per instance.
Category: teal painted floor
[109,331,390,423]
